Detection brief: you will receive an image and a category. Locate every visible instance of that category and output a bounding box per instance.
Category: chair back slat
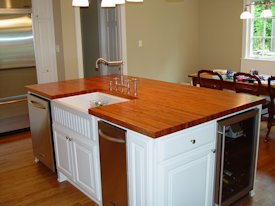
[233,72,261,96]
[268,76,275,102]
[198,70,223,90]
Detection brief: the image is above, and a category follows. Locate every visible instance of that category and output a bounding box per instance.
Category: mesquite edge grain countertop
[26,75,265,138]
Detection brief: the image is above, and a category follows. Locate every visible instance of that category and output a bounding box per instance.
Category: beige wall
[60,0,79,80]
[57,0,242,83]
[198,0,243,70]
[125,0,200,83]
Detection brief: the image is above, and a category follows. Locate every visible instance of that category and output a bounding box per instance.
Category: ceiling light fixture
[240,7,253,19]
[115,0,126,4]
[127,0,143,2]
[240,0,275,20]
[101,0,116,7]
[72,0,143,8]
[72,0,89,7]
[261,2,273,18]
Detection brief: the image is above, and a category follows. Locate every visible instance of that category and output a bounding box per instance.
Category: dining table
[188,72,271,96]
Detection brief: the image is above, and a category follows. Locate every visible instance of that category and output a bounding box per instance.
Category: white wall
[241,59,275,75]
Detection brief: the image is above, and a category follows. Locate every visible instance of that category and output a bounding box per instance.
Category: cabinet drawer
[157,122,216,162]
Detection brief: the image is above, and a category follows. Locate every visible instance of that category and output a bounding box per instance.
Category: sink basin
[55,92,129,113]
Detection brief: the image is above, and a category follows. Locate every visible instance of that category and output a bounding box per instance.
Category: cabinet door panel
[157,143,215,206]
[53,129,74,179]
[72,140,97,196]
[32,0,57,83]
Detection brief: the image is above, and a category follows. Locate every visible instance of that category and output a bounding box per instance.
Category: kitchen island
[26,75,264,206]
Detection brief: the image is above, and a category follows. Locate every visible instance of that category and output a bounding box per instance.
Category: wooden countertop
[26,75,265,138]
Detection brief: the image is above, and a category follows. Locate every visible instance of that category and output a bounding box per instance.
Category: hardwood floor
[0,123,275,206]
[0,132,97,206]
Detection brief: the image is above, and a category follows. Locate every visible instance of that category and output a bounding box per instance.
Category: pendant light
[115,0,126,4]
[261,3,273,18]
[240,0,275,20]
[127,0,143,2]
[240,7,253,19]
[72,0,89,7]
[101,0,116,7]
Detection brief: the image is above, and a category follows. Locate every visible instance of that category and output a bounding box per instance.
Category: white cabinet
[53,127,74,180]
[72,139,97,196]
[127,121,216,206]
[51,99,101,205]
[32,0,58,83]
[53,124,100,202]
[127,131,154,206]
[157,143,215,206]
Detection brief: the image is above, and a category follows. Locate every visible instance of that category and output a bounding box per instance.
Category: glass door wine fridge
[215,109,259,206]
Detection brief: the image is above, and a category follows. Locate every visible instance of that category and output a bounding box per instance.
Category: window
[247,4,275,59]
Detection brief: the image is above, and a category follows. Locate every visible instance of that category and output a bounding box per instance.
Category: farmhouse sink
[54,92,129,113]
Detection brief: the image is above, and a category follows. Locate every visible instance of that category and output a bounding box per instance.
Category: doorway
[78,1,127,77]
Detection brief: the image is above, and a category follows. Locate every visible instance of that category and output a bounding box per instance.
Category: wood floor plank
[0,132,97,206]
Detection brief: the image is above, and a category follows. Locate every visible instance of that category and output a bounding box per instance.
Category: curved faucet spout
[95,58,123,71]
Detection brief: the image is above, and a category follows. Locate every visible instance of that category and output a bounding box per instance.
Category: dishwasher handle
[29,100,46,110]
[99,129,125,144]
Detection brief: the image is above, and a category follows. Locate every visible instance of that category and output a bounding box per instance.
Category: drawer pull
[66,136,69,140]
[211,149,216,153]
[190,139,196,144]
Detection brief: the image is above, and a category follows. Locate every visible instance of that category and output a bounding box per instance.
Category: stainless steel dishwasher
[27,94,55,172]
[98,121,128,206]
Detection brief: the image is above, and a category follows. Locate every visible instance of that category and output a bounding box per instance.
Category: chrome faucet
[95,57,138,96]
[95,58,123,73]
[95,57,124,87]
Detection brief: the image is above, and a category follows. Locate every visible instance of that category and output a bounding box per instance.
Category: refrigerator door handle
[99,129,126,144]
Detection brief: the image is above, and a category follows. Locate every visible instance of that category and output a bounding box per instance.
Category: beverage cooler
[215,109,259,206]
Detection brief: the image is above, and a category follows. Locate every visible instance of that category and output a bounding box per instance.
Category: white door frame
[74,7,84,78]
[74,4,128,78]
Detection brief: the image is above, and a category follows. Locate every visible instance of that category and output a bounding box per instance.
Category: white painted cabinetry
[32,0,58,83]
[51,96,217,206]
[127,121,216,206]
[51,102,101,204]
[53,126,74,180]
[157,143,215,206]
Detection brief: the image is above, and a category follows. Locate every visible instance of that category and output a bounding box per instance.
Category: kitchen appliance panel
[0,13,35,70]
[98,121,128,206]
[28,94,55,172]
[215,109,259,206]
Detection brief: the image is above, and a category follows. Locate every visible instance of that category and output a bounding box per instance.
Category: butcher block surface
[26,75,264,138]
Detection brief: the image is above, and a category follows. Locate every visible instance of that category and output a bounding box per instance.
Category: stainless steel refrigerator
[0,0,37,134]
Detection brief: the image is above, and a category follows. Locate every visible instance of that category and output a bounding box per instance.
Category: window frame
[243,4,275,61]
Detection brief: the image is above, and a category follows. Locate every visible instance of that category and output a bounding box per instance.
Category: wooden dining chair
[233,72,262,96]
[234,72,270,129]
[198,70,223,90]
[266,76,275,141]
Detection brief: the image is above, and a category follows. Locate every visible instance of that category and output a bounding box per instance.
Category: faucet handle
[132,78,138,96]
[114,77,119,91]
[109,80,113,91]
[125,79,131,94]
